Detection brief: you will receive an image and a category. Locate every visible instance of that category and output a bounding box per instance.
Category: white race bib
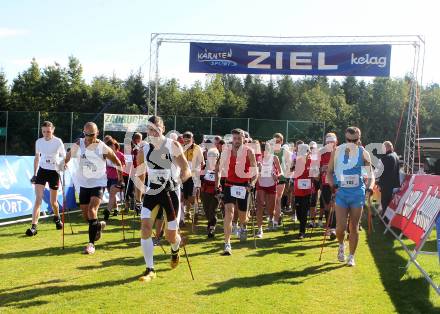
[230,185,246,199]
[340,174,359,188]
[82,160,99,178]
[297,179,311,190]
[204,172,215,182]
[43,155,56,165]
[261,165,272,178]
[149,169,171,185]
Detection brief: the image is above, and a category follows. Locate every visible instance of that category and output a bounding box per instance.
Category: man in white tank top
[134,116,191,282]
[65,122,123,255]
[26,121,66,237]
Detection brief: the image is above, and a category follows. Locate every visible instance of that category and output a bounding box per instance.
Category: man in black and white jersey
[135,116,191,282]
[65,122,123,254]
[26,121,66,236]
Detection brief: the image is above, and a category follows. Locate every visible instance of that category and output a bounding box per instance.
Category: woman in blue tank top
[326,127,375,267]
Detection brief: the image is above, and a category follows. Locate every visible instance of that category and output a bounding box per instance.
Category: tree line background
[1,56,440,154]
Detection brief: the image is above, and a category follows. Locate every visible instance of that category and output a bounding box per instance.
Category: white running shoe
[222,243,232,256]
[84,243,95,254]
[337,244,346,262]
[291,213,297,222]
[347,254,356,267]
[256,228,263,239]
[317,220,324,228]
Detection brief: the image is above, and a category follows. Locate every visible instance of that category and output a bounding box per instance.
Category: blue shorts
[335,190,365,209]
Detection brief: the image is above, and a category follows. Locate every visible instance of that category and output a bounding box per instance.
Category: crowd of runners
[26,115,375,281]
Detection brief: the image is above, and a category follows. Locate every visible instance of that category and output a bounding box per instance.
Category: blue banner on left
[0,156,75,220]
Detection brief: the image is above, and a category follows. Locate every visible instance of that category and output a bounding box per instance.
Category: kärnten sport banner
[189,42,391,77]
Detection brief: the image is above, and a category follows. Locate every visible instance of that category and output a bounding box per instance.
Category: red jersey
[226,147,251,185]
[319,150,331,186]
[293,156,314,197]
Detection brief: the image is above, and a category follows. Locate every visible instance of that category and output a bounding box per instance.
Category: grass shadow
[0,275,140,309]
[366,219,439,314]
[197,262,344,296]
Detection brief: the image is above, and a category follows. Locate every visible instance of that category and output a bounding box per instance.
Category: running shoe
[153,238,160,246]
[298,233,305,239]
[330,229,337,241]
[337,244,346,262]
[84,243,95,254]
[256,228,263,239]
[222,243,232,256]
[103,209,110,221]
[317,220,324,228]
[139,268,156,282]
[266,220,273,231]
[25,225,37,236]
[54,217,63,230]
[95,221,106,242]
[347,254,356,267]
[112,209,119,216]
[307,221,316,228]
[239,228,247,242]
[170,248,180,269]
[207,226,215,239]
[291,213,297,222]
[272,223,279,231]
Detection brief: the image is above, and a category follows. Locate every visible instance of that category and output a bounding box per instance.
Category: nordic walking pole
[319,195,335,261]
[367,195,373,234]
[153,219,167,255]
[61,170,74,235]
[61,173,65,250]
[166,190,194,280]
[251,191,257,249]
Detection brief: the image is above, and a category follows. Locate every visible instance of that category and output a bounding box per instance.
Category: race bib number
[204,172,215,182]
[297,179,311,190]
[82,160,99,178]
[149,169,171,185]
[230,185,246,199]
[43,156,55,165]
[261,165,272,178]
[340,174,359,188]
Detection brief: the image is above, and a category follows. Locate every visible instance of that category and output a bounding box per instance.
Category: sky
[0,0,438,86]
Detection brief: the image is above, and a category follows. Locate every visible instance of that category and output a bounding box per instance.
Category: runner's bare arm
[192,145,204,188]
[362,148,375,191]
[274,155,283,180]
[104,148,123,182]
[33,152,39,176]
[248,149,258,187]
[64,140,79,165]
[172,141,191,184]
[135,148,145,202]
[326,149,336,188]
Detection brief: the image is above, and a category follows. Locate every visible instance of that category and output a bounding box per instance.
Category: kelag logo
[197,48,237,67]
[0,194,33,216]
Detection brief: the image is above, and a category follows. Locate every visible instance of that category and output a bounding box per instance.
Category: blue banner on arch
[189,42,391,77]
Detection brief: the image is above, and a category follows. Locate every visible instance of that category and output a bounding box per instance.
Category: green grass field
[0,210,439,314]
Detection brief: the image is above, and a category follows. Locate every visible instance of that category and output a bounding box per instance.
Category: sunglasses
[84,132,96,137]
[346,137,359,143]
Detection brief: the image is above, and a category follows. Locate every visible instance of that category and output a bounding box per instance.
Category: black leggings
[295,195,310,234]
[201,192,219,228]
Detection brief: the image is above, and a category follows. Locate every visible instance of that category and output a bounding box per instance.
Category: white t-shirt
[35,136,66,171]
[72,139,111,188]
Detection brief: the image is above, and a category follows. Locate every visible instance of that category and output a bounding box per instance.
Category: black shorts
[35,167,59,190]
[107,178,118,190]
[79,187,105,205]
[320,184,332,209]
[310,191,318,207]
[183,178,194,199]
[142,189,180,223]
[222,184,249,212]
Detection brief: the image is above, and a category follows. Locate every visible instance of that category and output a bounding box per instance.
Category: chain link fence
[0,111,325,155]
